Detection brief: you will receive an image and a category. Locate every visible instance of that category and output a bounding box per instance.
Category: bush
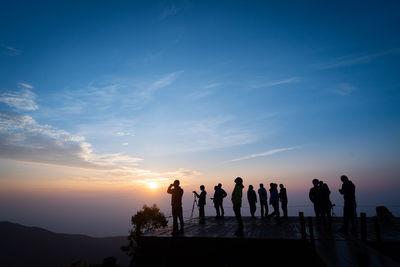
[121,204,167,256]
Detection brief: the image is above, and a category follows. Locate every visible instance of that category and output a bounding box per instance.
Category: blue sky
[1,1,400,235]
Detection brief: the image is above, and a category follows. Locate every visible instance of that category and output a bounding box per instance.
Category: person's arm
[222,189,227,198]
[167,184,173,194]
[193,191,200,198]
[309,189,314,202]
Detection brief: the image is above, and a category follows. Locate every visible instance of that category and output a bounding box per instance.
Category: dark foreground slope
[0,221,129,267]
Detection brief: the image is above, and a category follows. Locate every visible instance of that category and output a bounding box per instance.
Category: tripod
[190,193,198,219]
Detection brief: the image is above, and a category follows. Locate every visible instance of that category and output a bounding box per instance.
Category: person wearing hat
[232,177,244,234]
[167,180,184,235]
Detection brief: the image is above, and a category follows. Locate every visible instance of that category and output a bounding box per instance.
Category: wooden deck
[143,216,400,242]
[135,216,400,267]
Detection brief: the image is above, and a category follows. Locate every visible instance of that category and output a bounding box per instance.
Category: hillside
[0,221,130,267]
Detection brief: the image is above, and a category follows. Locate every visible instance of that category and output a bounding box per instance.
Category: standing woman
[232,177,244,235]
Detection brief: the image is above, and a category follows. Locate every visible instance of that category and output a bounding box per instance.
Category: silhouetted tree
[121,204,168,257]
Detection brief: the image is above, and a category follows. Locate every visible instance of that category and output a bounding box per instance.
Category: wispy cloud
[0,83,38,111]
[331,83,357,96]
[253,77,299,89]
[115,131,134,137]
[187,83,222,100]
[225,147,297,163]
[1,44,21,56]
[140,71,183,99]
[316,48,400,69]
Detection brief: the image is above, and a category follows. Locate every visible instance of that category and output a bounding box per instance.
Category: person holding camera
[193,185,207,224]
[167,180,184,235]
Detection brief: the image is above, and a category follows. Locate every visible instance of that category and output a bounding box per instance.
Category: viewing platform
[133,216,400,267]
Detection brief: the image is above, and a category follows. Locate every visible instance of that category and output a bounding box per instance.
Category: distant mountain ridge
[0,221,130,267]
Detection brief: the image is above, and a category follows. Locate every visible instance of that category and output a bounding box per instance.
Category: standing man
[193,185,207,224]
[167,180,184,235]
[232,177,244,235]
[339,175,357,233]
[217,183,227,218]
[258,183,268,218]
[279,184,288,218]
[212,186,221,218]
[247,185,257,218]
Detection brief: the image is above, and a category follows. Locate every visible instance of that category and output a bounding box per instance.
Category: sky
[0,0,400,237]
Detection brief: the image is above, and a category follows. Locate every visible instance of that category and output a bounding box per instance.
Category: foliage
[121,204,168,256]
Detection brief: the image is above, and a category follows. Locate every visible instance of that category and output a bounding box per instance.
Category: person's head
[279,184,284,189]
[249,185,253,190]
[173,180,180,187]
[234,177,243,185]
[312,179,319,186]
[341,175,349,182]
[260,183,264,188]
[269,183,274,189]
[218,183,222,188]
[200,185,205,191]
[319,181,323,186]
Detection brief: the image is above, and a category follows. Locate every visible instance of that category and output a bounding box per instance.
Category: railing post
[373,216,382,244]
[299,212,306,241]
[308,216,315,247]
[360,212,367,242]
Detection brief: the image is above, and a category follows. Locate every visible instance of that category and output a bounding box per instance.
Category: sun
[147,182,158,190]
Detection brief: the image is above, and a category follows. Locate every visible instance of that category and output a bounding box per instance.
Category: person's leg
[260,202,264,218]
[233,205,243,231]
[274,203,280,220]
[199,205,205,223]
[172,206,178,233]
[215,203,220,218]
[282,201,288,218]
[250,202,256,217]
[177,206,184,232]
[343,204,349,232]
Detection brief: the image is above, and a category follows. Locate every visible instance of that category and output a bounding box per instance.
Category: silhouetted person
[267,183,280,222]
[247,185,257,218]
[320,181,332,226]
[339,175,357,233]
[258,183,268,218]
[216,183,227,218]
[279,184,288,218]
[193,185,207,224]
[167,180,184,235]
[232,177,244,234]
[212,186,221,218]
[309,179,322,219]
